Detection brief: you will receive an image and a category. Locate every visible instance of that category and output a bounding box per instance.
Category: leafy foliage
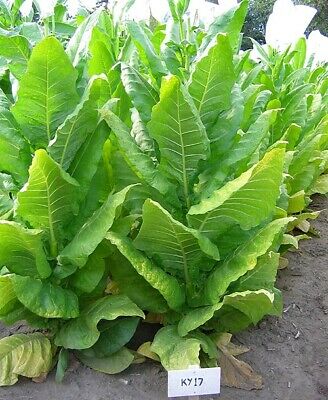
[0,0,327,385]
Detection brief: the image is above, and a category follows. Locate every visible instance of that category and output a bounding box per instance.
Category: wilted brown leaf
[220,351,263,390]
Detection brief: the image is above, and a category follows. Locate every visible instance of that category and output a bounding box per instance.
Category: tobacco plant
[0,0,327,386]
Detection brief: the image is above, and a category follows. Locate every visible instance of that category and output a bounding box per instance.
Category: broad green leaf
[126,21,167,83]
[151,325,202,370]
[134,199,220,284]
[12,36,78,148]
[204,218,293,304]
[0,275,17,316]
[0,173,15,217]
[188,147,285,240]
[148,75,209,207]
[77,347,134,374]
[189,34,235,131]
[213,290,279,333]
[101,107,178,205]
[66,9,102,66]
[203,109,278,195]
[59,185,134,268]
[11,275,79,319]
[91,317,139,357]
[121,62,159,123]
[88,28,115,78]
[0,35,30,78]
[200,0,249,52]
[0,221,51,278]
[178,304,221,337]
[0,108,31,184]
[49,75,109,170]
[17,150,79,255]
[231,252,280,292]
[70,252,105,293]
[106,231,185,312]
[55,295,144,349]
[310,174,328,194]
[0,333,52,386]
[178,283,278,336]
[109,247,169,313]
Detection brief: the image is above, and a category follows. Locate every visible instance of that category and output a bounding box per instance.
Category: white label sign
[168,367,221,398]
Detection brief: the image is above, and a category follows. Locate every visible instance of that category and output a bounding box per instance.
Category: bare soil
[1,197,327,400]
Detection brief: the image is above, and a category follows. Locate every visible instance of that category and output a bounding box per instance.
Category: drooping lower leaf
[0,333,52,386]
[55,295,144,349]
[204,217,293,304]
[11,275,79,319]
[151,325,205,371]
[77,347,134,375]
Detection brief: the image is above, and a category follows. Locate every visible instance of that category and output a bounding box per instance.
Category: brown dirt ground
[0,196,327,400]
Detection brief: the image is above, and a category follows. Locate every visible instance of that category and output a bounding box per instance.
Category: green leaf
[126,21,167,83]
[70,252,105,293]
[55,295,144,349]
[134,199,220,284]
[0,275,17,317]
[204,218,293,304]
[106,231,185,312]
[59,185,134,268]
[91,317,139,357]
[66,9,102,67]
[178,304,221,337]
[213,290,278,333]
[148,75,209,207]
[0,108,31,184]
[232,252,280,292]
[77,347,134,374]
[109,247,169,313]
[121,62,159,123]
[68,121,110,204]
[189,34,235,131]
[0,173,14,217]
[49,75,109,170]
[151,325,202,370]
[55,348,69,384]
[11,275,79,318]
[12,36,78,148]
[200,0,249,52]
[0,221,51,278]
[17,150,79,255]
[101,107,178,205]
[310,174,328,194]
[0,333,52,386]
[188,147,285,240]
[0,35,30,78]
[88,28,115,78]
